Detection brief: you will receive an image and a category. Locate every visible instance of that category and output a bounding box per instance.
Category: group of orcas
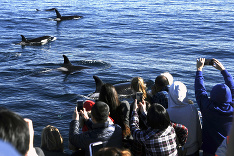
[17,8,82,46]
[15,8,134,99]
[16,8,87,74]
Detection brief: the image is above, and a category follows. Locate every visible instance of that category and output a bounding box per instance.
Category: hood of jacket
[168,81,190,108]
[210,83,232,110]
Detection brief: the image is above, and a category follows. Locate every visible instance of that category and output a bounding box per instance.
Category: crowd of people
[0,58,234,156]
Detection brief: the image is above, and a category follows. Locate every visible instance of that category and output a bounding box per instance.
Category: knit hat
[83,100,95,111]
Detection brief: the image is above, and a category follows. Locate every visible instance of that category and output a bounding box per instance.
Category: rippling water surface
[0,0,233,153]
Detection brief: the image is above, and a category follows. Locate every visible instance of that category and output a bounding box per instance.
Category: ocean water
[0,0,233,153]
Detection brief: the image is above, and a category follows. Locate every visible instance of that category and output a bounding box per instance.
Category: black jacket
[69,120,122,156]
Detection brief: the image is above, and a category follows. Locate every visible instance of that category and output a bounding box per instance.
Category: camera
[136,92,143,103]
[204,59,214,66]
[76,100,84,112]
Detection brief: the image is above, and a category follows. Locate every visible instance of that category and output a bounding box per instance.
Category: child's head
[147,104,170,130]
[41,125,64,152]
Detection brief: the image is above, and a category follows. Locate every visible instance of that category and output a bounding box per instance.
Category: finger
[75,107,78,113]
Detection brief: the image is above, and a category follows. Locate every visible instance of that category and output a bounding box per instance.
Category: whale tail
[63,55,72,66]
[54,8,62,18]
[93,76,104,93]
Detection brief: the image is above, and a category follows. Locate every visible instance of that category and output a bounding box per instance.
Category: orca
[36,8,56,11]
[53,8,82,21]
[17,35,56,46]
[87,75,133,99]
[57,55,90,74]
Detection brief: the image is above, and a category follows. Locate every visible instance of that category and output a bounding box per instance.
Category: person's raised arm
[24,118,38,156]
[213,59,234,104]
[195,58,209,110]
[197,58,205,71]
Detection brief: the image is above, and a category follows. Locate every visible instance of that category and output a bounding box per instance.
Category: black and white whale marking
[54,8,82,21]
[57,55,90,74]
[87,75,133,99]
[17,35,56,46]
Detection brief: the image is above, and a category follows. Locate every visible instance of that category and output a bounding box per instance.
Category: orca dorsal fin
[63,55,72,65]
[93,75,104,93]
[54,8,62,18]
[20,35,28,42]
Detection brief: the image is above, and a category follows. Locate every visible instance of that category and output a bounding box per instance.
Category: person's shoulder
[42,148,70,156]
[120,100,130,108]
[35,147,45,156]
[110,123,122,130]
[120,100,129,105]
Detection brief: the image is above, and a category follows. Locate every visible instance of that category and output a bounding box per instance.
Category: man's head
[91,101,110,123]
[147,103,170,130]
[0,109,29,155]
[155,75,169,92]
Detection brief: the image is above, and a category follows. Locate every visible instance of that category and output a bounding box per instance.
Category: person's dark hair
[99,83,120,112]
[0,109,29,155]
[147,103,170,130]
[41,125,64,152]
[94,147,131,156]
[155,75,169,92]
[91,101,110,123]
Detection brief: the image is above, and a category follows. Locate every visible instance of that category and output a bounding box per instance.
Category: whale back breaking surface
[18,35,56,46]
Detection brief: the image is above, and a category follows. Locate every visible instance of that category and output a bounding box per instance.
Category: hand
[24,118,34,151]
[139,100,147,114]
[213,59,225,71]
[72,107,79,120]
[197,58,205,71]
[80,108,89,120]
[133,99,139,112]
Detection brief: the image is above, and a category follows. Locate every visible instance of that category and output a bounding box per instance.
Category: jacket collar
[92,121,109,129]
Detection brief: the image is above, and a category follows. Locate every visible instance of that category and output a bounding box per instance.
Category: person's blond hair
[131,77,147,100]
[41,125,64,152]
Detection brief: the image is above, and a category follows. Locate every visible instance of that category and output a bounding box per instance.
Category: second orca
[54,8,83,21]
[57,55,90,74]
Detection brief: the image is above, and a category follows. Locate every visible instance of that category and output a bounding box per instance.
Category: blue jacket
[69,120,122,156]
[195,70,234,155]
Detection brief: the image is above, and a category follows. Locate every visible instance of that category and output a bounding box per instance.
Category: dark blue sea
[0,0,233,153]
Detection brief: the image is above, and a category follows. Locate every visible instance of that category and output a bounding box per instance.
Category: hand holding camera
[197,58,225,72]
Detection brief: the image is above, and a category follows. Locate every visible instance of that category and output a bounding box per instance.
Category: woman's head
[99,83,120,112]
[147,103,170,130]
[41,125,64,152]
[131,77,147,100]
